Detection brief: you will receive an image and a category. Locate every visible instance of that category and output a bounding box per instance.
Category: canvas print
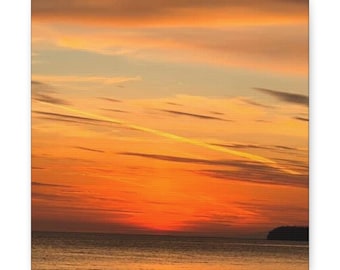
[31,1,309,269]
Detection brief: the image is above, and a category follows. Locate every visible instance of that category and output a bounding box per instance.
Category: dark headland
[267,226,308,241]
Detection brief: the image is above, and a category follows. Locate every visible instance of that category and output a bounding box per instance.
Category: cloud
[201,166,308,188]
[32,181,71,188]
[32,0,308,27]
[98,97,122,103]
[240,98,274,109]
[32,80,47,87]
[34,93,70,105]
[119,152,227,166]
[234,201,308,227]
[73,146,105,153]
[34,102,300,174]
[31,218,152,234]
[35,116,97,125]
[32,111,113,125]
[37,25,308,75]
[32,80,70,105]
[254,87,308,106]
[212,143,271,150]
[273,145,300,151]
[32,167,45,170]
[32,75,141,85]
[209,111,224,116]
[165,102,182,106]
[160,109,230,122]
[213,142,302,152]
[101,108,128,113]
[294,116,309,122]
[119,152,308,188]
[32,0,308,76]
[33,110,138,132]
[31,80,54,92]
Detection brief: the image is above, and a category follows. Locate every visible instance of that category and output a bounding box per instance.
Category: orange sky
[32,0,308,238]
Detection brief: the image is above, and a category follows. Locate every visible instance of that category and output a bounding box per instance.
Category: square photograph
[31,1,309,269]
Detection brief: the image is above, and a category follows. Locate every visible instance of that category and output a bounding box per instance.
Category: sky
[31,0,308,238]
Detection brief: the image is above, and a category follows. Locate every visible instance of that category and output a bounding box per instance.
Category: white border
[1,0,340,269]
[310,0,340,269]
[0,0,31,269]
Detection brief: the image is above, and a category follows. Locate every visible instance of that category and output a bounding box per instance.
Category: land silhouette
[267,226,308,241]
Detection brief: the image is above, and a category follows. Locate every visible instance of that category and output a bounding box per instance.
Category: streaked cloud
[32,181,71,188]
[32,167,45,170]
[98,97,122,103]
[294,116,309,122]
[201,167,308,188]
[32,111,113,125]
[212,143,271,150]
[213,142,302,152]
[32,80,70,105]
[165,102,182,106]
[119,152,307,187]
[73,146,105,153]
[101,108,128,114]
[32,74,141,85]
[36,102,299,174]
[274,145,300,151]
[209,111,224,116]
[34,93,70,105]
[240,98,274,109]
[32,0,308,27]
[119,152,227,166]
[254,87,308,106]
[160,109,230,122]
[33,25,308,75]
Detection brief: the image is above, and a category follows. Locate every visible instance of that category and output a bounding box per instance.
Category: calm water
[32,232,308,270]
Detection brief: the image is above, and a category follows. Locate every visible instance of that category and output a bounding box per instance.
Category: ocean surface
[32,232,308,270]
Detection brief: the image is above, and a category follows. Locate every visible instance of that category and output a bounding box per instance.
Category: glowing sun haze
[32,0,308,238]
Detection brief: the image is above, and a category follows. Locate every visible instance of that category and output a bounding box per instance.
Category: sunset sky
[31,0,308,238]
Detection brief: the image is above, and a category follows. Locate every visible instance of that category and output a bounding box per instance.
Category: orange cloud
[35,100,303,175]
[32,74,141,84]
[32,0,308,27]
[33,22,308,75]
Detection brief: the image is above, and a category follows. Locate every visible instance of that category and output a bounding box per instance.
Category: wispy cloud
[73,146,105,153]
[32,80,70,105]
[254,87,308,106]
[160,109,231,122]
[32,75,141,85]
[33,110,137,133]
[119,152,308,188]
[165,102,182,106]
[32,0,308,27]
[273,145,299,151]
[213,142,302,152]
[32,167,45,170]
[32,21,308,75]
[294,116,309,122]
[35,102,299,175]
[209,111,224,116]
[234,201,308,227]
[212,143,271,150]
[101,108,128,113]
[32,181,71,188]
[240,98,274,109]
[98,97,122,103]
[119,152,227,166]
[34,93,70,105]
[32,111,113,124]
[201,167,308,188]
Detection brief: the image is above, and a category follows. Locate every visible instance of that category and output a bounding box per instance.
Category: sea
[32,231,308,270]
